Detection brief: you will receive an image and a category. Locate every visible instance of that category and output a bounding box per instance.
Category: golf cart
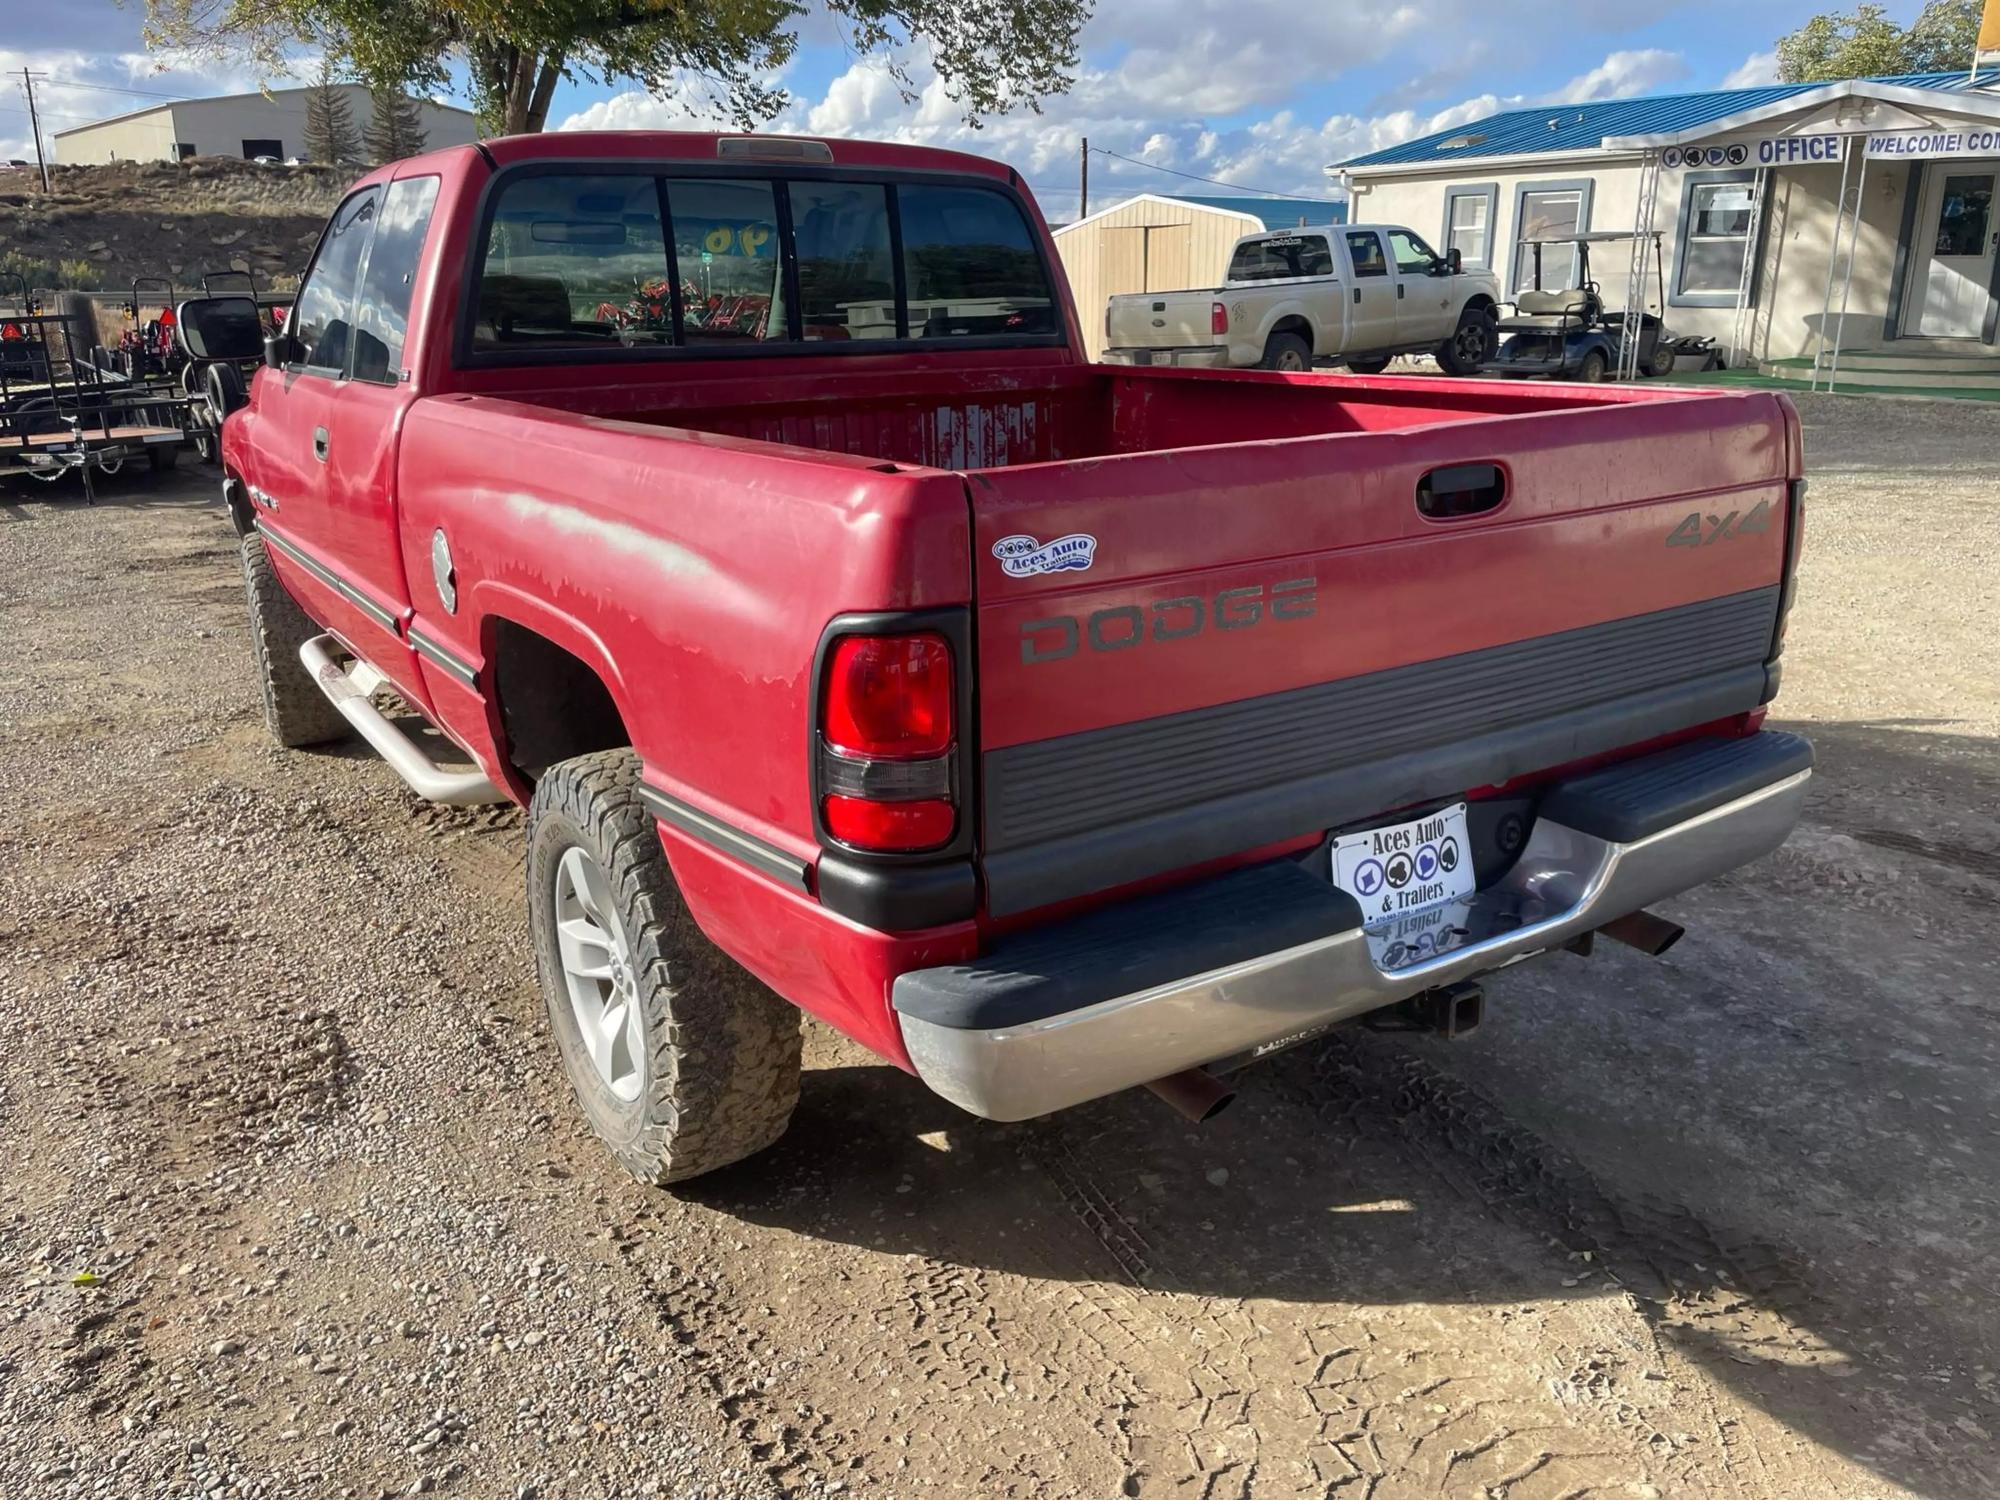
[1482,230,1675,382]
[173,293,265,465]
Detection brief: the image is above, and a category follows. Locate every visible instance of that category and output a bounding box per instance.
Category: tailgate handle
[1417,463,1507,520]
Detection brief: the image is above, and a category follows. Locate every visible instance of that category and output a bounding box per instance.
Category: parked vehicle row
[214,131,1808,1186]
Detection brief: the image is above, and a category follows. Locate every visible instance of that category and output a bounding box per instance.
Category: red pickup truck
[214,130,1811,1185]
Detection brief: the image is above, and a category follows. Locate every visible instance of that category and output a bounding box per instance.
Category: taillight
[1211,301,1229,335]
[818,633,956,852]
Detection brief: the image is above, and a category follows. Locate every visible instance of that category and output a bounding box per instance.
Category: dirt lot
[2,395,1997,1500]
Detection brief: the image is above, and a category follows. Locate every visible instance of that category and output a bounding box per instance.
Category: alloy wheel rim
[553,844,645,1102]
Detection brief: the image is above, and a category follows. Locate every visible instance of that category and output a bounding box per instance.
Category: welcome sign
[1866,128,2000,160]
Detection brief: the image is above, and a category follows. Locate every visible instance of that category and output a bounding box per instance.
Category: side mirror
[1445,248,1463,275]
[263,331,297,369]
[175,295,265,361]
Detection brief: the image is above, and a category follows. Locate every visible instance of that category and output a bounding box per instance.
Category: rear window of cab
[469,169,1060,358]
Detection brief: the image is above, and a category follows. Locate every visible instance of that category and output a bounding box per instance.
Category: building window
[1672,170,1757,308]
[1442,184,1497,269]
[1512,181,1593,292]
[241,138,282,160]
[175,142,196,161]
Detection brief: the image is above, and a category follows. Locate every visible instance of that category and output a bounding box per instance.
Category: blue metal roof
[1341,72,1991,169]
[1167,193,1346,227]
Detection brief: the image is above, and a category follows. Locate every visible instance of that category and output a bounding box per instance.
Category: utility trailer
[0,276,190,493]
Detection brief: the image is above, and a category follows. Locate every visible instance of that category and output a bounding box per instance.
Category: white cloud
[1720,49,1782,89]
[1555,48,1689,103]
[554,34,1700,222]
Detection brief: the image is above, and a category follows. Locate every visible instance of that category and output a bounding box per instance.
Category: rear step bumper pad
[894,731,1812,1121]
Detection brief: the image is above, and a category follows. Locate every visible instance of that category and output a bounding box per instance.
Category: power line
[40,77,189,101]
[1087,146,1326,201]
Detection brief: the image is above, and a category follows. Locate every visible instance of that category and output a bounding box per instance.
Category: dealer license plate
[1331,803,1474,928]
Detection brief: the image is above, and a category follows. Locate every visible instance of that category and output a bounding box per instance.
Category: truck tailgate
[967,390,1798,917]
[1105,291,1221,351]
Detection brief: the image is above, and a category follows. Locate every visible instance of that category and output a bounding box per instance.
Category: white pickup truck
[1102,223,1502,375]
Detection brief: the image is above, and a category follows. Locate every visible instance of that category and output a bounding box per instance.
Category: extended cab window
[897,184,1056,338]
[290,187,379,372]
[789,180,894,340]
[669,178,787,344]
[476,174,672,348]
[352,176,440,382]
[1227,234,1332,282]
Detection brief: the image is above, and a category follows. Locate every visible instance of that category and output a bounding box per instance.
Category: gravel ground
[1,393,1997,1500]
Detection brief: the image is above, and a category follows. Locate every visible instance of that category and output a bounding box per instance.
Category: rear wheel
[1575,350,1609,383]
[1345,356,1392,375]
[148,443,180,472]
[1259,331,1312,371]
[1435,307,1497,375]
[528,750,802,1185]
[241,534,349,748]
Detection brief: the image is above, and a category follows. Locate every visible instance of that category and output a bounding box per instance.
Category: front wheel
[528,750,802,1186]
[1259,331,1312,371]
[241,534,350,748]
[1575,350,1609,383]
[1644,343,1677,377]
[1435,308,1497,375]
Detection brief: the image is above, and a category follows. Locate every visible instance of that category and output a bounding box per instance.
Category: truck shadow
[686,718,2000,1500]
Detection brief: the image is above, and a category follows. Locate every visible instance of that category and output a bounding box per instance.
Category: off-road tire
[1435,307,1497,375]
[148,443,180,472]
[527,750,802,1186]
[1260,331,1313,371]
[240,534,348,748]
[1345,356,1392,375]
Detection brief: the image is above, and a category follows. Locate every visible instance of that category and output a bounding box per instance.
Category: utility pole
[21,69,50,192]
[1079,136,1088,219]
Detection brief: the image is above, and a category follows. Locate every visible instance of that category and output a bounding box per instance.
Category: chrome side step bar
[299,634,504,806]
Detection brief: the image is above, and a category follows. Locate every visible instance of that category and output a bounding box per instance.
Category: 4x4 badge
[1667,498,1772,548]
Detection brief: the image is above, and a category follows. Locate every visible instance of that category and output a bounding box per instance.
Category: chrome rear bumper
[896,742,1809,1122]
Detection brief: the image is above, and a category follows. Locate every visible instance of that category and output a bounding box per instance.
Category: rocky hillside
[0,156,347,300]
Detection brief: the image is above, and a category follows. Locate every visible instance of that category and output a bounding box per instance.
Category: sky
[0,0,1944,218]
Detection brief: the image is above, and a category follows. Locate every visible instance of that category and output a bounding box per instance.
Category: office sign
[1659,135,1846,170]
[1866,127,2000,160]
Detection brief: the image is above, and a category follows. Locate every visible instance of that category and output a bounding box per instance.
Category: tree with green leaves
[363,85,430,163]
[142,0,1092,138]
[1776,0,1981,82]
[303,58,361,165]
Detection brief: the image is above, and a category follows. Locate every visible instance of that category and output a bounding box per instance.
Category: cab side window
[1345,231,1388,277]
[290,188,380,373]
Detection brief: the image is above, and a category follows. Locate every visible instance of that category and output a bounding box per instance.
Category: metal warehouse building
[53,84,479,166]
[1336,71,2000,393]
[1056,192,1345,360]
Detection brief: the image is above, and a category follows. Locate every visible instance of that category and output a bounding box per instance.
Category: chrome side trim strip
[638,785,811,892]
[897,769,1811,1122]
[408,627,480,689]
[257,522,399,634]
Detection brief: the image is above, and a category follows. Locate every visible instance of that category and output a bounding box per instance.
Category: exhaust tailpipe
[1600,909,1685,957]
[1144,1068,1236,1124]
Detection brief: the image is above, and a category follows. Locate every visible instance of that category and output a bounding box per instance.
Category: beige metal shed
[1054,193,1342,360]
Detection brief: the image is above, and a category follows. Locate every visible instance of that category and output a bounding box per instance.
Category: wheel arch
[475,592,643,797]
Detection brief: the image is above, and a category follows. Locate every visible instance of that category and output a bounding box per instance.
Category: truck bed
[460,361,1795,912]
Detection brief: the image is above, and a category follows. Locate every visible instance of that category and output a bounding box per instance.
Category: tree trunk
[504,48,536,135]
[525,56,564,134]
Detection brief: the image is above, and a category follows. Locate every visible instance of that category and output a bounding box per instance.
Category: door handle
[1352,287,1361,305]
[1397,284,1406,299]
[312,426,329,463]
